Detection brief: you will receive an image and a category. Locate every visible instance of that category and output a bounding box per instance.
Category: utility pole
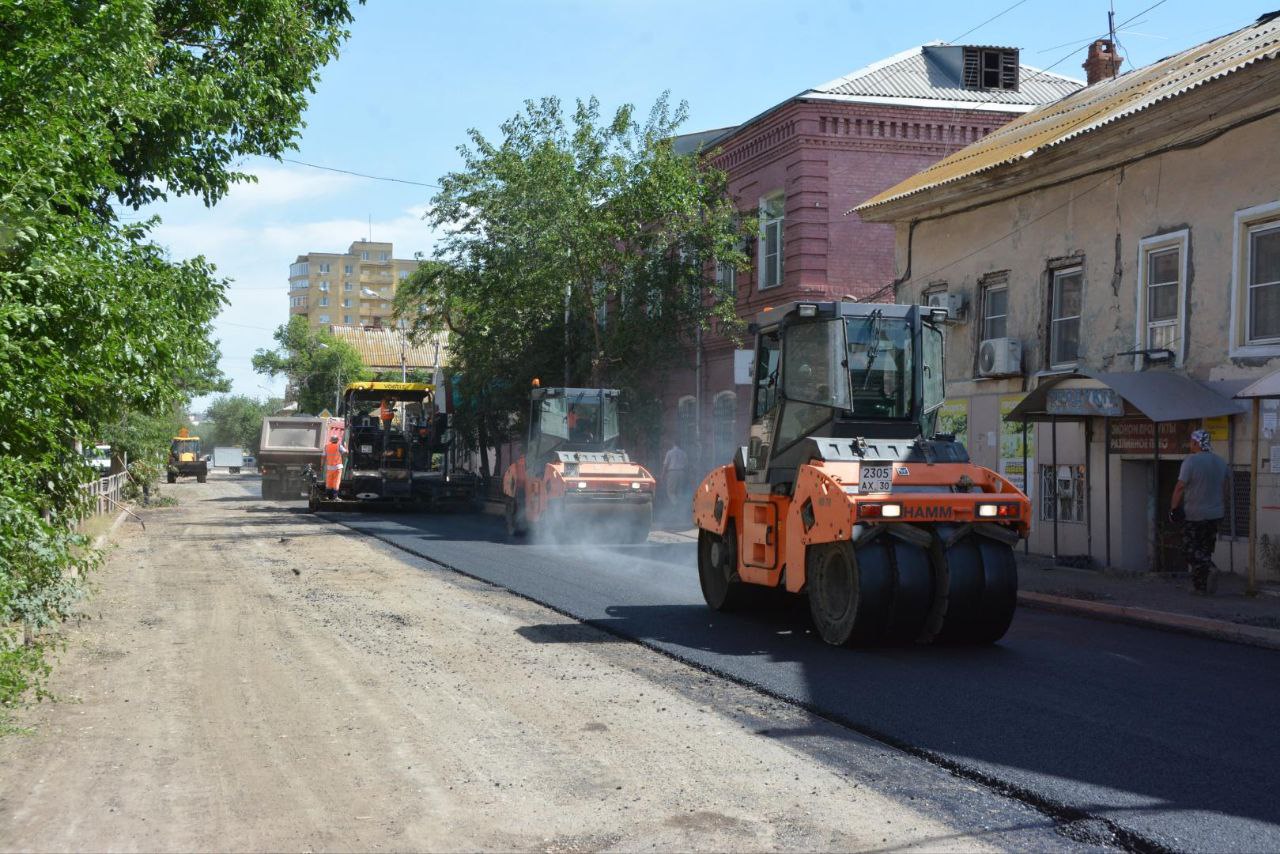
[563,283,571,387]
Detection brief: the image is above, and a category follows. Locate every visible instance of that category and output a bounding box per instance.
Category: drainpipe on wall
[1249,399,1260,594]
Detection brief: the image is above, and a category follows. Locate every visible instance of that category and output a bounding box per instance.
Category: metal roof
[856,14,1280,213]
[329,325,446,371]
[1236,369,1280,398]
[811,43,1081,107]
[1005,371,1247,423]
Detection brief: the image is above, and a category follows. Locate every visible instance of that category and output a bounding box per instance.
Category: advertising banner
[937,399,969,451]
[999,394,1034,499]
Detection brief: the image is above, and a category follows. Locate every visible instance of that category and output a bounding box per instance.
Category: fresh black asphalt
[315,505,1280,853]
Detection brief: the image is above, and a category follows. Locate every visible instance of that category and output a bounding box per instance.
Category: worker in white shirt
[661,440,690,513]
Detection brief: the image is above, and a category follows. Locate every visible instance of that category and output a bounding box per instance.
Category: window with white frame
[318,281,329,292]
[716,259,736,291]
[758,192,784,290]
[289,295,307,308]
[981,279,1008,341]
[291,279,309,289]
[342,298,351,308]
[1136,231,1187,365]
[1232,202,1280,354]
[360,251,369,261]
[319,296,329,307]
[289,261,309,277]
[1248,222,1280,344]
[1049,266,1082,368]
[399,269,409,280]
[344,281,352,291]
[343,314,351,324]
[318,314,330,324]
[318,262,330,274]
[1040,464,1085,522]
[344,264,353,275]
[379,251,390,262]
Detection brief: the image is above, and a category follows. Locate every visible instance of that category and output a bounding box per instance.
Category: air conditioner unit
[926,291,966,321]
[978,337,1022,377]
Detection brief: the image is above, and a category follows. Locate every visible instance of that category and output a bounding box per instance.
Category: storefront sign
[999,394,1034,499]
[1107,419,1199,454]
[1203,415,1230,442]
[937,400,969,450]
[1045,387,1124,417]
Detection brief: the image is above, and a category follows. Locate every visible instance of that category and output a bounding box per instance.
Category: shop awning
[1004,371,1247,423]
[1235,368,1280,399]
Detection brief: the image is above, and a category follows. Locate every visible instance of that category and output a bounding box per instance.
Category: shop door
[1154,460,1186,574]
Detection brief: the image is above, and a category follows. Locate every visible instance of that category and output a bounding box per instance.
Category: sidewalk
[654,514,1280,650]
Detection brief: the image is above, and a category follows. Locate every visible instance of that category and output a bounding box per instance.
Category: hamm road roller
[503,385,656,543]
[693,301,1030,646]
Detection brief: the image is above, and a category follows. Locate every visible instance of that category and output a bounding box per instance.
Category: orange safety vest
[380,400,393,423]
[324,441,344,490]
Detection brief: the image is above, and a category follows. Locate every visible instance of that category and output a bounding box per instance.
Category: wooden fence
[82,472,128,517]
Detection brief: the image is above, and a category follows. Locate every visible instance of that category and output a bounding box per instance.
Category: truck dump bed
[258,416,326,465]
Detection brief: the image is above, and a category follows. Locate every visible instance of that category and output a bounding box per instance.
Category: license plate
[859,464,893,495]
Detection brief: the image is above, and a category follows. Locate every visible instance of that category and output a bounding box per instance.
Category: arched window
[712,391,738,465]
[676,396,698,455]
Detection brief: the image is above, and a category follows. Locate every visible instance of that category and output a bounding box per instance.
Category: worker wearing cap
[324,434,346,499]
[1170,428,1230,594]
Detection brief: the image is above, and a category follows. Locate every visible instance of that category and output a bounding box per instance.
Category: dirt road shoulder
[0,475,992,852]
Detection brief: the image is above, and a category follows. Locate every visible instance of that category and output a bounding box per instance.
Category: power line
[948,0,1034,45]
[278,157,442,190]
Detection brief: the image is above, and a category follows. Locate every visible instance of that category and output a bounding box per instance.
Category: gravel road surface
[0,474,1058,852]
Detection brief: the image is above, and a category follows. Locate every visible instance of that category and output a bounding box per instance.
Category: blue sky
[143,0,1263,406]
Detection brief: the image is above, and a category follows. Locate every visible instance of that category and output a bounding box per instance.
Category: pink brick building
[657,44,1082,480]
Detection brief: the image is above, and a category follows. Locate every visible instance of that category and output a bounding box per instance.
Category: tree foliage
[0,0,356,711]
[205,395,282,456]
[401,94,753,464]
[252,317,370,416]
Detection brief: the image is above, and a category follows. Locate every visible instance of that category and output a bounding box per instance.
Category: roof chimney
[1083,40,1123,85]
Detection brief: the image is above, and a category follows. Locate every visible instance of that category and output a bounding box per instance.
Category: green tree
[252,317,370,415]
[0,0,358,711]
[404,94,753,467]
[204,395,282,456]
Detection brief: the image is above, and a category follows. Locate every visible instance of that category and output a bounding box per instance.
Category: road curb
[1017,590,1280,651]
[91,506,132,551]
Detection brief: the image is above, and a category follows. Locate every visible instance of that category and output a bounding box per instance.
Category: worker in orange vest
[324,434,346,498]
[379,398,394,429]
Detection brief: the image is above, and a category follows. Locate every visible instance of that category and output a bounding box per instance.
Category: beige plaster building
[287,240,420,330]
[856,16,1280,580]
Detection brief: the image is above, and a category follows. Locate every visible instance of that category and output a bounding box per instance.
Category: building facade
[856,19,1280,578]
[287,240,420,329]
[659,44,1082,478]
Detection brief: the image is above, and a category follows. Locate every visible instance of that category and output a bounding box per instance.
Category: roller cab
[502,387,655,543]
[693,301,1030,646]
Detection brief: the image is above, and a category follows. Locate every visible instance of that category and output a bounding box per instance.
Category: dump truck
[692,301,1030,646]
[307,381,481,512]
[258,415,333,500]
[502,385,655,543]
[167,428,207,483]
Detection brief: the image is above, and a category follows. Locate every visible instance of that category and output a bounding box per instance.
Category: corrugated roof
[330,326,447,370]
[856,15,1280,213]
[812,43,1081,107]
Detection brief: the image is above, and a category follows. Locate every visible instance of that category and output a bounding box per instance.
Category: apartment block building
[287,239,420,329]
[660,43,1082,474]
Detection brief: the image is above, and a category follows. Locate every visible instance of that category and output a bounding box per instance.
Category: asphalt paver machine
[309,381,481,512]
[502,385,656,543]
[693,301,1030,646]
